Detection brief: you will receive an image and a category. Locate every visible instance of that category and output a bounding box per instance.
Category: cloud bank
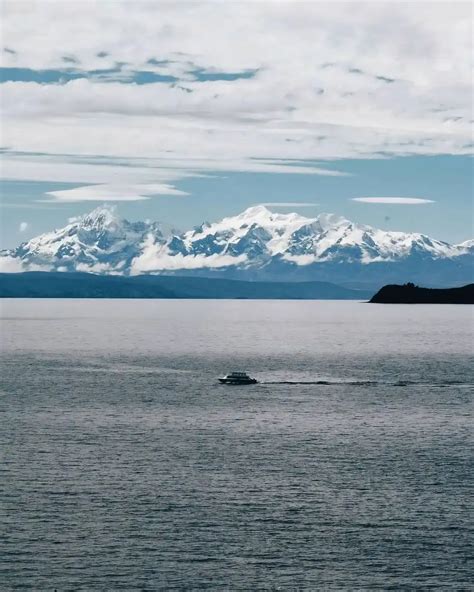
[1,1,472,201]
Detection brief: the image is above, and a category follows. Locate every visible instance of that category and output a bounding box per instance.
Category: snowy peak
[75,205,121,230]
[195,205,311,236]
[232,205,308,226]
[456,239,474,252]
[1,205,472,279]
[235,204,272,219]
[6,206,168,274]
[162,205,316,268]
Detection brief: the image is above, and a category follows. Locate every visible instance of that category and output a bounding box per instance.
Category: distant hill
[370,283,474,304]
[0,272,371,300]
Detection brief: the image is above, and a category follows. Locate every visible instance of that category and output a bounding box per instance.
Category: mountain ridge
[1,205,472,289]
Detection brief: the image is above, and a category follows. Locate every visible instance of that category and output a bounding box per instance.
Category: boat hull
[218,378,258,385]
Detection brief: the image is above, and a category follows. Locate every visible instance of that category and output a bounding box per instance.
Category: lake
[1,299,473,590]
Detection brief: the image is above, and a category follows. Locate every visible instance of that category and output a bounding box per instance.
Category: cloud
[130,235,247,273]
[0,255,25,272]
[0,1,471,196]
[45,183,189,203]
[76,262,118,274]
[260,202,319,207]
[352,197,435,204]
[0,152,346,202]
[0,255,49,273]
[19,221,29,231]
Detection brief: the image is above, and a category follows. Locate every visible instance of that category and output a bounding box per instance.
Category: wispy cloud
[0,152,346,202]
[44,183,189,203]
[260,202,319,208]
[352,197,435,205]
[19,221,29,231]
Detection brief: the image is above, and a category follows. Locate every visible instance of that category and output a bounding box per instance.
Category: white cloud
[76,262,119,274]
[282,254,319,267]
[352,197,435,204]
[131,235,247,273]
[19,221,29,231]
[132,251,247,273]
[0,152,346,202]
[0,1,471,196]
[260,202,319,207]
[45,183,189,202]
[0,255,49,272]
[0,255,25,272]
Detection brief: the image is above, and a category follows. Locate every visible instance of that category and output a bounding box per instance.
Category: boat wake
[260,379,472,387]
[262,380,379,386]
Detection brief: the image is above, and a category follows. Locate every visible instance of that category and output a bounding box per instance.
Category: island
[370,282,474,304]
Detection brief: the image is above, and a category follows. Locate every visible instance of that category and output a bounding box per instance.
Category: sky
[0,0,472,249]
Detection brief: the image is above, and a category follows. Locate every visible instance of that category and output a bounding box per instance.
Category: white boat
[218,372,258,385]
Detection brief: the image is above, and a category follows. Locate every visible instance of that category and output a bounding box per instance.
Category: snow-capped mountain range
[1,205,472,288]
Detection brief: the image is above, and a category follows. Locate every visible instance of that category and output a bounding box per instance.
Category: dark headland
[370,282,474,304]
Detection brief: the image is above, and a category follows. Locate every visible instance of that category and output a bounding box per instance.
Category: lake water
[1,299,473,590]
